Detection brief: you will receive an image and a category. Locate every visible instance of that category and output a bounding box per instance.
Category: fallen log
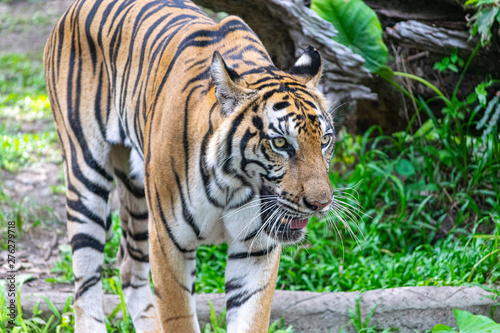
[386,20,477,56]
[19,287,500,332]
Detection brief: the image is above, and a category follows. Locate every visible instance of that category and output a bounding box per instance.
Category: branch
[386,20,478,55]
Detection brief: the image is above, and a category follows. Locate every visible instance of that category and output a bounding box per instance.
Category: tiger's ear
[211,51,254,116]
[288,46,322,90]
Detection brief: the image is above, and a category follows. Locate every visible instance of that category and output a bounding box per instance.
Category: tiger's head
[208,46,334,244]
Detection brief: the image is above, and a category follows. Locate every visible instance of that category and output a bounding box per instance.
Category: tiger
[43,0,335,332]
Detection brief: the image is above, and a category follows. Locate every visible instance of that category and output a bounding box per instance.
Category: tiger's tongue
[290,218,309,229]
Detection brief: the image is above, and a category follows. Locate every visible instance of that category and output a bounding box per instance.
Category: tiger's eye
[321,134,331,146]
[273,137,287,148]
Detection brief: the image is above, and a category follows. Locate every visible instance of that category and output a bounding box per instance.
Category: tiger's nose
[303,198,332,211]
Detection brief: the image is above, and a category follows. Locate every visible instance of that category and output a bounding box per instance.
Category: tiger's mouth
[281,217,309,229]
[262,213,309,244]
[260,187,309,243]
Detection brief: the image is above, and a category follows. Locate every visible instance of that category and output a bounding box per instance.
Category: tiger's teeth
[281,218,287,225]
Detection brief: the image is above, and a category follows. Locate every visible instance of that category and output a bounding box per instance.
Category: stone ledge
[19,286,499,332]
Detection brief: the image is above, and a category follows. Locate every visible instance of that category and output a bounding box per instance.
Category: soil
[0,0,75,294]
[0,0,73,55]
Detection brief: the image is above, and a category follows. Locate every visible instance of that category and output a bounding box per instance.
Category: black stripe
[228,245,276,260]
[225,278,244,293]
[153,286,162,300]
[154,183,196,253]
[94,64,107,139]
[131,12,172,98]
[274,101,291,110]
[226,284,267,310]
[199,104,225,208]
[114,168,145,198]
[106,213,112,231]
[125,229,149,241]
[239,130,267,180]
[172,159,203,239]
[71,233,105,253]
[83,0,102,74]
[67,138,110,202]
[75,265,102,300]
[75,276,101,300]
[67,197,106,229]
[126,206,149,220]
[90,315,105,323]
[222,112,252,187]
[67,213,86,224]
[122,282,148,289]
[126,243,149,262]
[182,85,203,199]
[143,304,155,313]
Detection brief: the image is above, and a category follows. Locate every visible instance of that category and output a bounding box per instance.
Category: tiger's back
[45,0,335,332]
[45,0,269,171]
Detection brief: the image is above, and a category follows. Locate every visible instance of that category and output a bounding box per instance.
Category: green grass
[0,128,59,171]
[0,53,57,172]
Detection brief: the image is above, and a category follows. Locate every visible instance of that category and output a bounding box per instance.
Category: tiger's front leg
[224,242,281,332]
[148,212,200,333]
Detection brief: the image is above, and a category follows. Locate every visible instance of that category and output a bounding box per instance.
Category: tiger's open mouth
[259,188,309,243]
[263,213,309,243]
[281,217,309,229]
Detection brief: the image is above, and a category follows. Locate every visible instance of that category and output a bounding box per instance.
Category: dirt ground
[0,0,73,55]
[0,0,77,294]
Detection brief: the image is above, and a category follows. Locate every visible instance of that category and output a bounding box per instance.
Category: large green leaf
[454,309,500,333]
[311,0,388,73]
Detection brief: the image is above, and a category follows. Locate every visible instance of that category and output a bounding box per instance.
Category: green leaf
[454,309,500,333]
[432,324,457,333]
[40,295,61,319]
[311,0,388,73]
[395,159,415,177]
[448,64,458,73]
[466,92,478,105]
[469,7,499,46]
[454,309,474,327]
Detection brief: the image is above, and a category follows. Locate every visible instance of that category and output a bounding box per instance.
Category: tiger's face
[210,46,334,244]
[258,89,334,243]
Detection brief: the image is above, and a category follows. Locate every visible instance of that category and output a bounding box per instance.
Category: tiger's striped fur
[44,0,335,332]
